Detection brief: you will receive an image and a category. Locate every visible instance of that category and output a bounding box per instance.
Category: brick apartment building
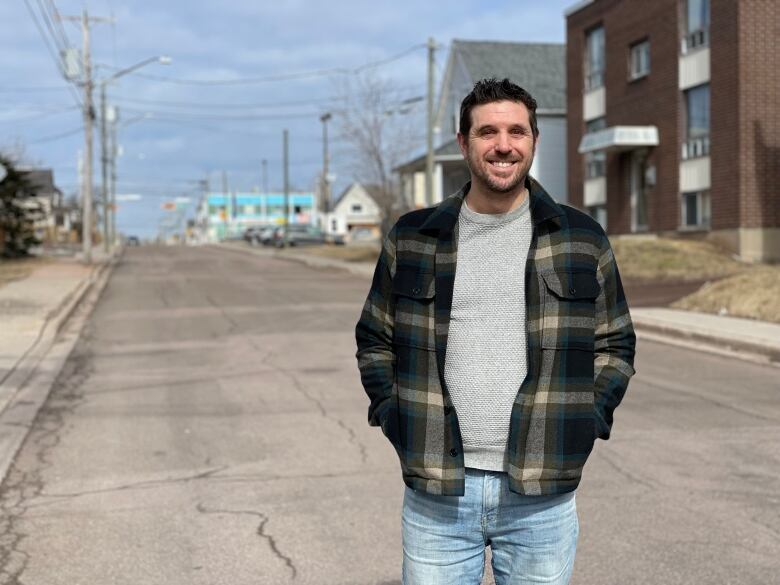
[566,0,779,262]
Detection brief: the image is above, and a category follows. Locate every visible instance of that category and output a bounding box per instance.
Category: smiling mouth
[489,161,516,168]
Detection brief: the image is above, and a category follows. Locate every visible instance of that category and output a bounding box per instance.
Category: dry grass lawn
[287,244,380,263]
[0,256,49,289]
[611,237,748,282]
[672,265,780,323]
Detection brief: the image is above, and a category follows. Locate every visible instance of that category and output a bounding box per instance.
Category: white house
[326,183,382,242]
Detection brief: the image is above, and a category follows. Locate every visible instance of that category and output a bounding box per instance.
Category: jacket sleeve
[593,234,636,440]
[355,227,397,427]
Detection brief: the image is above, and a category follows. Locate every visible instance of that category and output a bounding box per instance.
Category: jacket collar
[419,176,564,236]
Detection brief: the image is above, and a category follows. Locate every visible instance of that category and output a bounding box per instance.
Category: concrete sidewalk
[0,255,105,387]
[219,241,780,366]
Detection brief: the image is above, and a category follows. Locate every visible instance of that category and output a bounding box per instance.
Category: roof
[17,168,62,197]
[333,182,383,208]
[449,39,566,111]
[394,139,464,173]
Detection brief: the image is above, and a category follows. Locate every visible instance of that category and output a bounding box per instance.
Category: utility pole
[283,129,289,247]
[261,159,268,194]
[221,170,229,240]
[425,37,436,208]
[100,85,109,252]
[58,9,112,264]
[109,111,118,246]
[320,112,332,218]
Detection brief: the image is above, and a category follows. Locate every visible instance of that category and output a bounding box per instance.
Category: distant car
[126,236,141,246]
[272,225,327,247]
[243,227,262,244]
[257,226,277,246]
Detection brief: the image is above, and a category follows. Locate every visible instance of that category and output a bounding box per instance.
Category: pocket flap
[541,270,600,300]
[393,269,435,299]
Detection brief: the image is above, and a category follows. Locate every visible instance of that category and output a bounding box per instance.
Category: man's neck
[465,181,529,215]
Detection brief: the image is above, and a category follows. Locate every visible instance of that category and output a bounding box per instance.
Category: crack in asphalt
[204,294,240,336]
[639,378,780,424]
[0,349,92,584]
[597,450,657,490]
[33,465,230,505]
[267,353,369,466]
[196,503,297,579]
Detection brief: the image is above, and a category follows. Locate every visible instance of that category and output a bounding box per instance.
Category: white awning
[578,126,659,154]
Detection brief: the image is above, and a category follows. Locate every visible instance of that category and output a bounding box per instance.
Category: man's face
[457,100,538,195]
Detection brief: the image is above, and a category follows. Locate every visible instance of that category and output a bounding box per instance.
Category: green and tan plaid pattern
[356,178,636,496]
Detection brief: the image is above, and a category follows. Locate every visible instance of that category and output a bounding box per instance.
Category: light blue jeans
[402,469,579,585]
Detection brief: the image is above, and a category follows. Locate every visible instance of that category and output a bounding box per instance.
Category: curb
[215,243,375,278]
[0,251,120,483]
[632,318,780,367]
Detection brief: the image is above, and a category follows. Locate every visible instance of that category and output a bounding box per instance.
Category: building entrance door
[630,150,649,232]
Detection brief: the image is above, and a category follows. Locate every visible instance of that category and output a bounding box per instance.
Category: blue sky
[3,0,575,238]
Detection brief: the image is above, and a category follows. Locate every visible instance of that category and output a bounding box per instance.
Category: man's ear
[457,132,468,157]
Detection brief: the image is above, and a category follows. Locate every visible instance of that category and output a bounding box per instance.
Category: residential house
[18,168,77,245]
[397,39,568,207]
[326,183,382,242]
[566,0,779,262]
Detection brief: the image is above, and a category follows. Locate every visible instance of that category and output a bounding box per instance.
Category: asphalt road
[0,245,778,585]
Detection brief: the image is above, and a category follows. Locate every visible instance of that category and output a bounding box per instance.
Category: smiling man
[356,78,636,584]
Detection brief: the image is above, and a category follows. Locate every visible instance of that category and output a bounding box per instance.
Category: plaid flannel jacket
[355,178,636,496]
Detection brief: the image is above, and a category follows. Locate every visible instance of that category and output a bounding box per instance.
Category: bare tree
[333,73,423,234]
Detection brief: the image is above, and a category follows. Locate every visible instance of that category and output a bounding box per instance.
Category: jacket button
[412,287,421,295]
[444,406,452,415]
[449,448,458,457]
[569,287,576,295]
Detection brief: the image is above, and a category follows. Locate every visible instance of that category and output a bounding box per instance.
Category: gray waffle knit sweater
[444,195,533,471]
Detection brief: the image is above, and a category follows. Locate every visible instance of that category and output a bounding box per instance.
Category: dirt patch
[611,237,747,282]
[671,265,780,323]
[0,257,51,290]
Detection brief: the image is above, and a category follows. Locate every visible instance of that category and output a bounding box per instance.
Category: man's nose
[494,132,511,153]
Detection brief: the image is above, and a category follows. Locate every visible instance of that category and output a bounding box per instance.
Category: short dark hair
[459,78,539,139]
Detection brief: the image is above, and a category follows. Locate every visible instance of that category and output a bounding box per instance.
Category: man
[356,78,635,584]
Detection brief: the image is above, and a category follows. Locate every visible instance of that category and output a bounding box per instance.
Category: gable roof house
[326,182,383,242]
[397,39,568,209]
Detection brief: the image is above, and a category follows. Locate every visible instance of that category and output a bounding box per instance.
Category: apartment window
[683,84,710,159]
[589,206,608,231]
[585,117,607,179]
[351,204,363,213]
[585,26,605,91]
[629,40,651,80]
[683,0,710,53]
[681,191,711,228]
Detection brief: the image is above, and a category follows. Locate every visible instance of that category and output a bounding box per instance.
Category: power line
[21,0,84,108]
[119,107,319,122]
[109,83,426,111]
[0,104,80,124]
[27,126,83,144]
[0,85,72,92]
[113,43,427,86]
[112,95,343,110]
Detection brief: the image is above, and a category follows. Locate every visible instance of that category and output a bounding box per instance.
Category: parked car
[243,226,262,245]
[257,226,277,246]
[272,225,327,247]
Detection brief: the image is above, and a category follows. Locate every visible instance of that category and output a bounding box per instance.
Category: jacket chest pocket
[392,269,436,350]
[540,270,600,351]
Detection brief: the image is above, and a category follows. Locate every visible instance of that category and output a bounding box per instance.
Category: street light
[100,55,171,252]
[109,111,155,246]
[320,112,332,218]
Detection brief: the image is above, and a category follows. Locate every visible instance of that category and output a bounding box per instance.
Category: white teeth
[492,161,514,167]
